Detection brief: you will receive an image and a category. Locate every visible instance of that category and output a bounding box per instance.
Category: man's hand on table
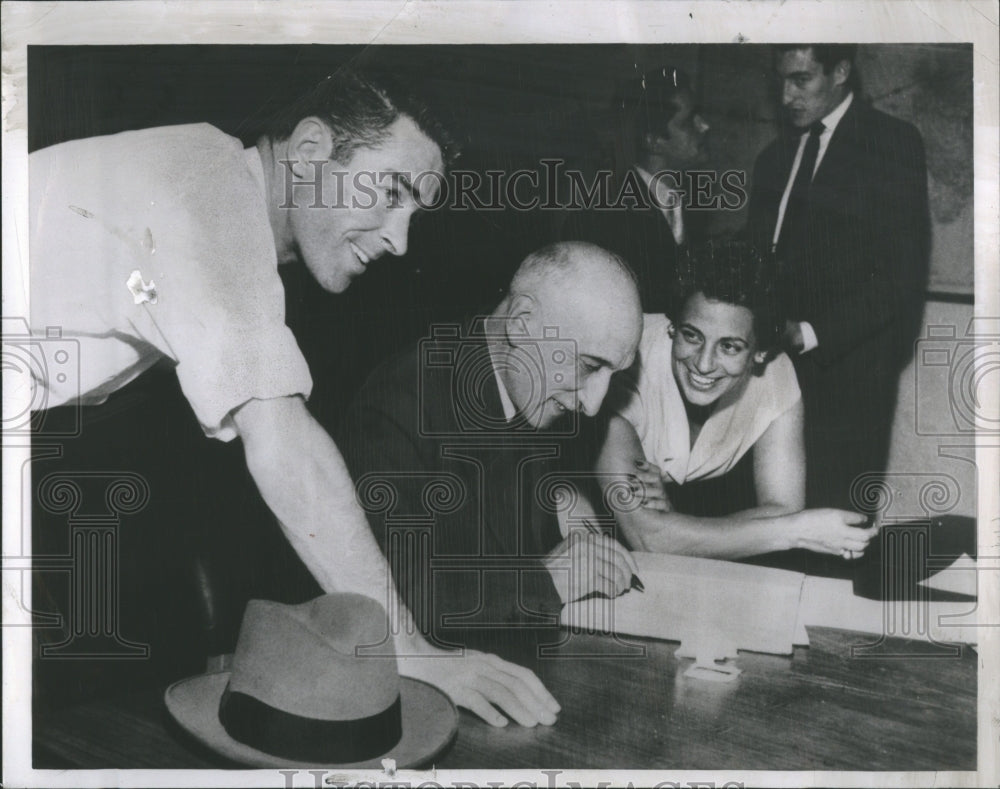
[397,649,561,728]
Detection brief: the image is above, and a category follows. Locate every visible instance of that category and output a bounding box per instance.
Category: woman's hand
[791,509,878,559]
[630,460,672,513]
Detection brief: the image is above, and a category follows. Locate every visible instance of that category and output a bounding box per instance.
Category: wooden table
[33,627,976,771]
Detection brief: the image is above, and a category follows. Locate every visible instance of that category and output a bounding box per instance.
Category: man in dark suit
[746,45,930,511]
[340,241,643,661]
[558,68,711,312]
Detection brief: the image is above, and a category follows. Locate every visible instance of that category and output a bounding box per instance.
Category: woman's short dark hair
[668,239,785,355]
[264,67,457,168]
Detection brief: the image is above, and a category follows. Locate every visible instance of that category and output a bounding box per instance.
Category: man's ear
[505,293,541,344]
[644,131,669,154]
[286,117,334,179]
[832,60,851,88]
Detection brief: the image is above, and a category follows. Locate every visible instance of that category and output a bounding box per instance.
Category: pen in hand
[581,518,645,595]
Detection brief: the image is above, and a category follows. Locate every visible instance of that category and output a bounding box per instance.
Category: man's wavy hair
[773,44,862,95]
[616,66,695,163]
[668,239,785,362]
[263,67,457,169]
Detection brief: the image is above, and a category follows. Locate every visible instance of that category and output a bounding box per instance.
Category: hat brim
[165,672,458,769]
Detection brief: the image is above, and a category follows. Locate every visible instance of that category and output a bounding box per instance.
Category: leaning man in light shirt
[27,68,560,728]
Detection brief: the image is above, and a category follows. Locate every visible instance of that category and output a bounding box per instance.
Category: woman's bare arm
[596,411,875,558]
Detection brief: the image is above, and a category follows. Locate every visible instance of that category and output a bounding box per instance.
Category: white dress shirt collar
[491,352,518,422]
[820,90,854,137]
[771,91,855,250]
[634,165,685,244]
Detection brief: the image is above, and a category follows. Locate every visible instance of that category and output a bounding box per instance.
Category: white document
[561,552,981,655]
[919,552,978,596]
[560,552,806,657]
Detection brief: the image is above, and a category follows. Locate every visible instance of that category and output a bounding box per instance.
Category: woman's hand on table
[791,509,878,558]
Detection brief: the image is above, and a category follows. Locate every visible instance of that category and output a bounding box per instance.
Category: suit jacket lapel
[775,124,803,187]
[522,449,565,554]
[451,330,562,557]
[813,100,865,186]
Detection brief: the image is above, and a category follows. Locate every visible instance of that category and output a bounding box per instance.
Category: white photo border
[3,1,998,787]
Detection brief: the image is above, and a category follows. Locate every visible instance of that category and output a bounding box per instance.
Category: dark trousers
[794,354,898,512]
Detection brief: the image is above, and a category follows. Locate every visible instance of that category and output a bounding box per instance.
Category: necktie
[648,175,685,245]
[777,121,824,256]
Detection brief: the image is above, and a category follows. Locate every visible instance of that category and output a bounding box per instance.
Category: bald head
[492,242,643,429]
[508,241,638,306]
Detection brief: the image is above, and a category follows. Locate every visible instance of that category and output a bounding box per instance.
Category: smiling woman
[670,292,766,411]
[595,240,878,561]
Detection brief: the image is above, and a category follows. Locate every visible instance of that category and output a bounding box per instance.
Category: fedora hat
[165,593,458,768]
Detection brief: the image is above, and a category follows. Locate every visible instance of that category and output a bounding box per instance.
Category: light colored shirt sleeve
[28,125,312,441]
[138,141,313,440]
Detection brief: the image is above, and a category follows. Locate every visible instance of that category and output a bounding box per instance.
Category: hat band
[218,685,403,763]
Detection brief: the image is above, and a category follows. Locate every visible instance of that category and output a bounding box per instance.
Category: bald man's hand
[543,529,639,603]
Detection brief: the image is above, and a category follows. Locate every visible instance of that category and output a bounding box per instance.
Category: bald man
[340,241,643,660]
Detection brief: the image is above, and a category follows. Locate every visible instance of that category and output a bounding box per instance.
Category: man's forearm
[234,397,419,643]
